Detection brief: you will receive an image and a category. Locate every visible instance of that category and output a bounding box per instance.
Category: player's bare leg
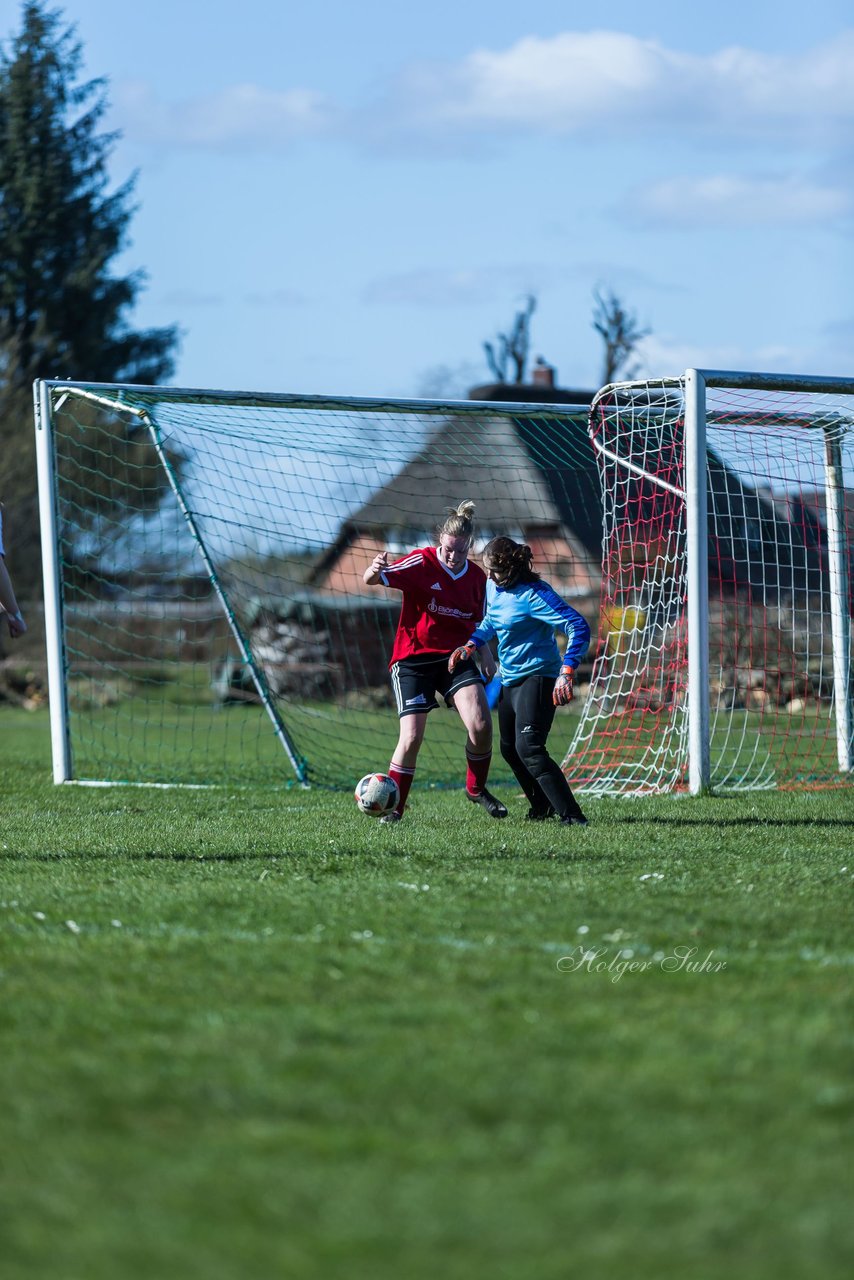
[382,711,428,822]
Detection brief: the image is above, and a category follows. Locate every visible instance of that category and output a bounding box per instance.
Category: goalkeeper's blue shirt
[470,578,590,687]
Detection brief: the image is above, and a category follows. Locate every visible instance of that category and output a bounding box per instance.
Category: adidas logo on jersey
[430,582,442,590]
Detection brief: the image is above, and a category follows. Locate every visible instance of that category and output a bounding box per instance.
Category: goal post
[823,419,853,773]
[33,372,854,796]
[567,369,854,796]
[685,368,711,794]
[34,377,71,784]
[33,379,602,789]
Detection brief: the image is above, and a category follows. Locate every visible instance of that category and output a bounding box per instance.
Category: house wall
[524,533,600,600]
[317,533,386,596]
[315,529,601,603]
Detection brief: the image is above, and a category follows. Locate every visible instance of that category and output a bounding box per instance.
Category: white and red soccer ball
[354,772,400,817]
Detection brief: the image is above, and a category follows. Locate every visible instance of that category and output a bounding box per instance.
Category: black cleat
[526,805,556,821]
[467,788,508,819]
[559,813,589,828]
[379,810,403,825]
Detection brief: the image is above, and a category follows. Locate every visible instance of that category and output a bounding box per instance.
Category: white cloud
[114,80,332,150]
[114,30,854,153]
[375,29,854,145]
[623,174,853,228]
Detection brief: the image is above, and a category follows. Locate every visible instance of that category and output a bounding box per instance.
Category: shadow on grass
[3,845,406,861]
[610,816,854,829]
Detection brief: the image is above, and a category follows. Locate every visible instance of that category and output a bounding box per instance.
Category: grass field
[2,706,853,1280]
[62,684,515,788]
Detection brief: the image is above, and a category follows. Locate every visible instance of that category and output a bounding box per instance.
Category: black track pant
[498,675,585,820]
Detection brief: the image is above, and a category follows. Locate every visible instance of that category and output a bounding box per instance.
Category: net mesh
[567,378,854,793]
[47,384,601,788]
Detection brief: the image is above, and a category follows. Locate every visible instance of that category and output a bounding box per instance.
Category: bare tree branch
[593,288,650,386]
[484,294,537,384]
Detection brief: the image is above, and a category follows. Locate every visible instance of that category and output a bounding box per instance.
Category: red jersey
[380,546,486,666]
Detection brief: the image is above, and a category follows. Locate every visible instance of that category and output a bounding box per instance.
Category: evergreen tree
[0,1,179,596]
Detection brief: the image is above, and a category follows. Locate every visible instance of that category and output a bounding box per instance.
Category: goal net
[566,373,854,794]
[35,381,601,788]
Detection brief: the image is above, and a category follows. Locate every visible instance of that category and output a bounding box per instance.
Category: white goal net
[566,372,854,795]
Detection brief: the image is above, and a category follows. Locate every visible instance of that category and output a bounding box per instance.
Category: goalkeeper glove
[448,641,477,672]
[553,664,575,706]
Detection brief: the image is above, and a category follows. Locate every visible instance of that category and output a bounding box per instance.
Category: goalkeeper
[449,536,590,826]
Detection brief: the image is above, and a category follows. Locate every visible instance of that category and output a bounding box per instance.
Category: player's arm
[0,555,26,638]
[529,584,590,668]
[528,584,590,704]
[448,615,497,672]
[365,550,426,591]
[363,551,389,586]
[475,638,497,681]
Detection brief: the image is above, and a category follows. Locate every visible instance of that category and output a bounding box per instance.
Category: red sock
[388,761,415,815]
[465,749,492,797]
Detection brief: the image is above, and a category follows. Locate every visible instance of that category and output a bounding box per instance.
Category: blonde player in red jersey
[363,500,507,824]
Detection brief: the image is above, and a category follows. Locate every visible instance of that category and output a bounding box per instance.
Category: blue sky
[3,0,852,398]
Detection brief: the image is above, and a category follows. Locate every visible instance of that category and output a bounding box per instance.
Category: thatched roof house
[309,381,602,606]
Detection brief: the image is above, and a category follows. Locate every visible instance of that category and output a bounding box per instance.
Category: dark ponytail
[482,536,539,589]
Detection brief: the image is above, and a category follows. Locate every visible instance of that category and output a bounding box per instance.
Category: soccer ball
[354,772,400,817]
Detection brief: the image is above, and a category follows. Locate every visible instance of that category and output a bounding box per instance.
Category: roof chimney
[531,356,555,388]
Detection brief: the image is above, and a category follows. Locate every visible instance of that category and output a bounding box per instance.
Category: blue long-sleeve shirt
[471,578,590,687]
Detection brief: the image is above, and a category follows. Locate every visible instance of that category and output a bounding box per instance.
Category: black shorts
[390,654,484,718]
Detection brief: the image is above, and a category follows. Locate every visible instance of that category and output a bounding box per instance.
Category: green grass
[62,670,541,787]
[58,661,848,791]
[2,707,853,1280]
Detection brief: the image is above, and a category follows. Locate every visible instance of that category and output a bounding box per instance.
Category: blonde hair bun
[437,500,476,544]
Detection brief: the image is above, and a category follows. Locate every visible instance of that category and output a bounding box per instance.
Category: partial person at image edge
[0,507,27,639]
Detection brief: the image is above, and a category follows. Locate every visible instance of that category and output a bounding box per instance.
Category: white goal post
[32,378,602,789]
[566,369,854,796]
[33,370,853,796]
